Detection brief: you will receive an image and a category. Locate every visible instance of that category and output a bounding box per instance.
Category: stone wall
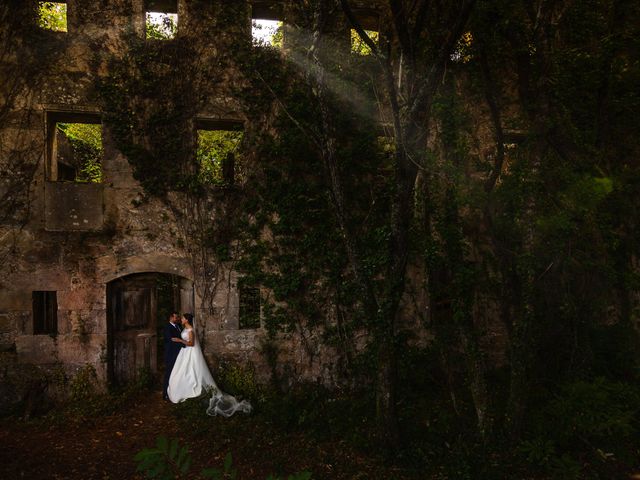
[0,0,506,394]
[0,0,377,390]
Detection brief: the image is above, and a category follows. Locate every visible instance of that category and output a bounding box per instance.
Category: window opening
[145,1,178,40]
[351,29,379,55]
[38,1,67,32]
[33,291,58,335]
[377,135,396,158]
[47,112,103,183]
[196,122,243,186]
[238,280,260,330]
[451,32,473,63]
[252,19,283,47]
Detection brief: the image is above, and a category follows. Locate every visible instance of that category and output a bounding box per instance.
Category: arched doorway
[106,272,194,386]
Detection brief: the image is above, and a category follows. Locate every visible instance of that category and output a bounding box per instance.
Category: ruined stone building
[0,0,389,392]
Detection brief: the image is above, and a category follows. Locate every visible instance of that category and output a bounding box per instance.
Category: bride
[167,313,251,417]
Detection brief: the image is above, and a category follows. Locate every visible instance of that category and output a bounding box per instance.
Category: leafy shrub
[216,361,263,402]
[522,377,640,478]
[136,436,311,480]
[57,123,103,183]
[63,364,112,419]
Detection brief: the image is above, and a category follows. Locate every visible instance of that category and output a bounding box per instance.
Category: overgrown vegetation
[57,123,103,182]
[146,11,177,40]
[197,129,243,185]
[136,436,312,480]
[2,0,639,477]
[96,0,640,475]
[37,1,66,32]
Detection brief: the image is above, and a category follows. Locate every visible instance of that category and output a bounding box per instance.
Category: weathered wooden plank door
[107,274,158,386]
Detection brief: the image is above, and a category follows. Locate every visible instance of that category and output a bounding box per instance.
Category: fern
[136,437,312,480]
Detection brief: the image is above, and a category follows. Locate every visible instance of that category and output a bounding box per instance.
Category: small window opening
[47,113,103,183]
[196,122,243,186]
[451,32,473,63]
[351,29,379,55]
[252,19,283,47]
[33,291,58,335]
[238,280,260,330]
[145,0,178,40]
[38,1,67,32]
[377,135,396,156]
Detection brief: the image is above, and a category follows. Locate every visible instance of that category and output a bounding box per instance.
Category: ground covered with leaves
[0,389,419,480]
[1,360,639,480]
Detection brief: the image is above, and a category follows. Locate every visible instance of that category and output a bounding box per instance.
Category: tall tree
[301,0,476,445]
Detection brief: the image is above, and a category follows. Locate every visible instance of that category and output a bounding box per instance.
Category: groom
[163,312,183,400]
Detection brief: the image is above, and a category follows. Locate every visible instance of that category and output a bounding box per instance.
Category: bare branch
[408,0,476,120]
[339,0,381,58]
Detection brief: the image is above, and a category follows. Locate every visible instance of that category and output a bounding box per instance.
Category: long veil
[192,322,252,417]
[206,385,252,417]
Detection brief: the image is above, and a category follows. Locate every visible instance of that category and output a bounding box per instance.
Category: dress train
[167,327,251,417]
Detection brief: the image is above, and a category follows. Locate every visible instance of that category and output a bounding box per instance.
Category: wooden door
[107,274,158,386]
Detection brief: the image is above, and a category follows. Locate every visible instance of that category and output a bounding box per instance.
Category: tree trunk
[309,0,401,446]
[376,331,400,448]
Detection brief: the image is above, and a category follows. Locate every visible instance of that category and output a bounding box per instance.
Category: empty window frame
[351,29,379,55]
[38,1,67,32]
[146,0,178,40]
[238,280,261,330]
[252,19,283,46]
[349,10,380,55]
[33,291,58,335]
[251,3,283,47]
[46,112,103,183]
[196,120,243,186]
[451,32,473,63]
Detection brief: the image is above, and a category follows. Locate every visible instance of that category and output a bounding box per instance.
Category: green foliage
[197,130,243,185]
[545,378,639,442]
[89,2,640,477]
[135,435,193,479]
[68,364,99,403]
[266,473,312,480]
[136,437,311,480]
[146,12,177,40]
[255,383,376,455]
[521,378,640,478]
[62,364,113,420]
[43,365,155,423]
[350,29,379,56]
[37,1,66,32]
[252,20,283,48]
[216,361,263,402]
[57,123,103,183]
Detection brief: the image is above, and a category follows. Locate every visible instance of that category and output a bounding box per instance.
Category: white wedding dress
[167,328,252,417]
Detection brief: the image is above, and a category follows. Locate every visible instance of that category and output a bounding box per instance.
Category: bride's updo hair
[183,312,194,325]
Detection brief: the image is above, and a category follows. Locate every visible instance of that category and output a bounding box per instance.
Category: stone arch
[98,253,194,284]
[103,254,200,386]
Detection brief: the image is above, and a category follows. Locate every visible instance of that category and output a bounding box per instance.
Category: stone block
[55,334,107,366]
[24,241,62,265]
[16,335,57,364]
[0,314,14,333]
[0,290,31,311]
[204,329,265,354]
[44,181,104,231]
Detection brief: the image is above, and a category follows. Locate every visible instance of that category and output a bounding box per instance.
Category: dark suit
[163,322,183,399]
